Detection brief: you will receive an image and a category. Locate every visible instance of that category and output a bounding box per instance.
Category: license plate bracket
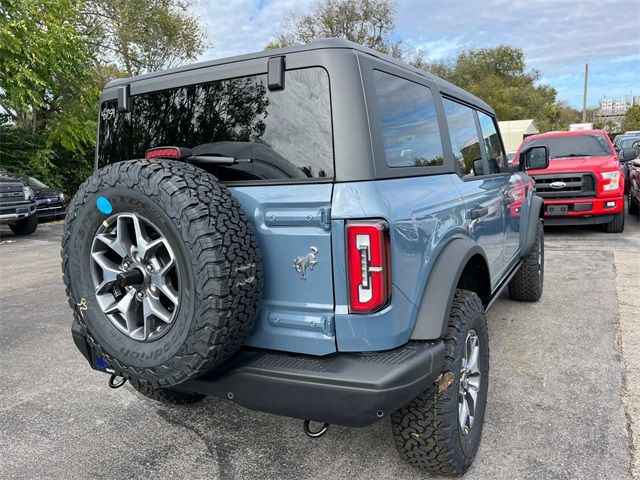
[547,204,569,215]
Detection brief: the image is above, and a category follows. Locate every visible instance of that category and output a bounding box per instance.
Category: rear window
[524,134,612,159]
[98,68,333,181]
[372,70,444,168]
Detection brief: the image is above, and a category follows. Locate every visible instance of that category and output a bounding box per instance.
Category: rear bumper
[542,196,623,226]
[71,320,445,427]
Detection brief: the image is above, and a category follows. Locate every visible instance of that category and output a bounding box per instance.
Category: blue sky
[194,0,640,109]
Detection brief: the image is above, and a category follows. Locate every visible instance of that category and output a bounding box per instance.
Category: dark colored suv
[0,172,37,235]
[63,39,548,476]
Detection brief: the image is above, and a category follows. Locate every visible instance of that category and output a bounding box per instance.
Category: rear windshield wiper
[187,155,252,165]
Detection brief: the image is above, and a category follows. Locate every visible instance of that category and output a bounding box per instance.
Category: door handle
[469,207,489,219]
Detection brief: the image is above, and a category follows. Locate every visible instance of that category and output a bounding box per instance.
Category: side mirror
[519,145,549,171]
[472,158,484,176]
[620,148,638,162]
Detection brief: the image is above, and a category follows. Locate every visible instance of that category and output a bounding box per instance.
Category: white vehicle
[569,123,593,131]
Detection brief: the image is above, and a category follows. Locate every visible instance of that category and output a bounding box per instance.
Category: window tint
[98,68,333,180]
[478,111,506,174]
[373,71,443,168]
[443,99,483,177]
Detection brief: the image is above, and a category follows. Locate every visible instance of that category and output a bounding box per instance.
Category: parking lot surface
[1,214,639,480]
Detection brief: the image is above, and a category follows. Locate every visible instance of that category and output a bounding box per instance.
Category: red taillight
[145,147,180,160]
[346,220,391,313]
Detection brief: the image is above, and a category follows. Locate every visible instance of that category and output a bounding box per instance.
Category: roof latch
[117,85,131,112]
[267,56,285,91]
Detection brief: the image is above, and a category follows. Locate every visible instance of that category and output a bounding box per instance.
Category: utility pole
[582,63,588,122]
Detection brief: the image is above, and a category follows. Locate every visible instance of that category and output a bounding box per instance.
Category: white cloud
[189,0,639,107]
[193,0,311,60]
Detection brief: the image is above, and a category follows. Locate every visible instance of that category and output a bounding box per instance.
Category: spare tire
[62,159,262,388]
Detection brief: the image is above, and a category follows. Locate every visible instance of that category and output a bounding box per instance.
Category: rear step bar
[72,321,445,427]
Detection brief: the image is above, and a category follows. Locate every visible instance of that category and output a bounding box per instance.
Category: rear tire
[9,213,38,235]
[604,211,625,233]
[129,379,204,405]
[391,290,489,476]
[508,219,544,302]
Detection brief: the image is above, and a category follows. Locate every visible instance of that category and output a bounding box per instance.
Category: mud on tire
[61,159,262,388]
[391,290,489,476]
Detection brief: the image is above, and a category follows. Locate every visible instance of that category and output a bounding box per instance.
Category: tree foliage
[0,0,91,119]
[0,0,98,192]
[267,0,400,56]
[428,45,579,131]
[622,104,640,132]
[0,0,208,195]
[82,0,208,76]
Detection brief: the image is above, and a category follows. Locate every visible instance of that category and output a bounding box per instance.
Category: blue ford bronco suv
[63,39,549,476]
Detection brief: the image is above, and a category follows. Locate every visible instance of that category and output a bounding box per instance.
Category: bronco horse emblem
[293,246,318,280]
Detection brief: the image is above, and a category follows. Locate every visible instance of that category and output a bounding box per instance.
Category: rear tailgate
[229,183,336,355]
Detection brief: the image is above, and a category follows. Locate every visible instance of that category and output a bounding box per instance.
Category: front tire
[628,193,639,216]
[391,290,489,476]
[9,213,38,235]
[508,219,544,301]
[604,211,625,233]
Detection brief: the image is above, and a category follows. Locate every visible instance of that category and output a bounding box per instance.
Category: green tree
[1,0,209,195]
[428,46,565,131]
[0,0,92,128]
[0,0,98,190]
[622,104,640,132]
[81,0,208,76]
[266,0,400,55]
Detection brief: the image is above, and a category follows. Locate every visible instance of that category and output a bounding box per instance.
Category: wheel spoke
[467,344,479,374]
[115,215,135,258]
[143,294,172,324]
[458,396,470,430]
[91,251,121,293]
[105,290,138,333]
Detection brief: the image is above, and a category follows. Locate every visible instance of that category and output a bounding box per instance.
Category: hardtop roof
[104,38,493,113]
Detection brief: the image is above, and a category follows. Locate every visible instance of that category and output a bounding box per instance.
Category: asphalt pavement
[1,213,639,480]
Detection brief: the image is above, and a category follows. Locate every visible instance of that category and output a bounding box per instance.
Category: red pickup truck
[513,129,625,233]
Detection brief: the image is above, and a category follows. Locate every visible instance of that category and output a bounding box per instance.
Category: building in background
[498,119,539,152]
[594,95,640,132]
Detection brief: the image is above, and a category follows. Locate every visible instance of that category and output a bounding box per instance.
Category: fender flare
[410,237,488,340]
[522,195,543,256]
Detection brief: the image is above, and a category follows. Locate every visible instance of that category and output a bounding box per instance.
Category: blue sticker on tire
[96,196,113,215]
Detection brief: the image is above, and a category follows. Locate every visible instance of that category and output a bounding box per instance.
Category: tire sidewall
[536,221,544,292]
[66,185,196,369]
[455,305,490,459]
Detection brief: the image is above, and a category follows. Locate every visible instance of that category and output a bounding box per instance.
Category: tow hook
[108,374,127,389]
[303,420,329,438]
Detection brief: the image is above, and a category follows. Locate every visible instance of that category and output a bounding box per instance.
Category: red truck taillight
[346,220,390,313]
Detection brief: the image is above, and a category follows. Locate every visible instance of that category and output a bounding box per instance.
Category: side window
[443,99,483,177]
[478,111,506,174]
[373,70,444,168]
